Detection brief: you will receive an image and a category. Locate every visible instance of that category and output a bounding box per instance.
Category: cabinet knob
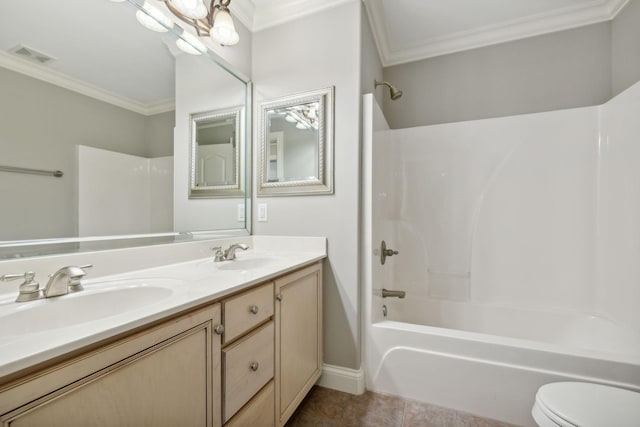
[250,362,259,372]
[275,293,283,301]
[249,305,259,315]
[214,324,225,335]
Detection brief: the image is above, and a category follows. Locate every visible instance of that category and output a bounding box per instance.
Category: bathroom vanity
[0,237,325,427]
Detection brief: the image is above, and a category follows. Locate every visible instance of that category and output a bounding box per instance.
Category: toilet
[532,382,640,427]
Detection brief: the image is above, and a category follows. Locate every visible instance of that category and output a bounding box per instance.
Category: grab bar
[0,165,63,178]
[382,288,406,299]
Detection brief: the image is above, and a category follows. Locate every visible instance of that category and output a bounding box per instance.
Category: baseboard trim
[316,363,366,395]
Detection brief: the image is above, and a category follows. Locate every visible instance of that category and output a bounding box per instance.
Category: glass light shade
[136,2,173,32]
[296,122,307,130]
[176,31,207,55]
[211,9,239,46]
[171,0,208,19]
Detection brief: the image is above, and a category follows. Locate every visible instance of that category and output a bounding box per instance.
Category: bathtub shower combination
[362,83,640,427]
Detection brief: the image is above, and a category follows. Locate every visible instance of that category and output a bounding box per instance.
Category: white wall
[361,94,393,329]
[150,156,174,233]
[386,107,599,310]
[596,80,640,331]
[173,53,247,232]
[78,146,173,236]
[369,82,640,335]
[252,1,362,369]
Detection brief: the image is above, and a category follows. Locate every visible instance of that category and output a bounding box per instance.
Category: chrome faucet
[44,264,92,298]
[223,243,249,261]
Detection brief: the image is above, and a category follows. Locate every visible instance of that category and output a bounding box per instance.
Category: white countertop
[0,236,326,380]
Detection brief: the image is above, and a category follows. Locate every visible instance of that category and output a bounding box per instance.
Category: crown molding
[0,51,174,116]
[229,0,255,32]
[250,0,358,32]
[366,0,630,67]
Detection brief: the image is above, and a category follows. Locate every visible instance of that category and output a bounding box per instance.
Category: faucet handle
[212,247,225,262]
[1,272,42,302]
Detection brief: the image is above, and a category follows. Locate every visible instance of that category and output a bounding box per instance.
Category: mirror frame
[257,87,334,196]
[189,106,245,198]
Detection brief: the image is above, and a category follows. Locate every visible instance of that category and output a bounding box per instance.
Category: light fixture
[164,0,240,46]
[136,1,174,32]
[176,30,207,55]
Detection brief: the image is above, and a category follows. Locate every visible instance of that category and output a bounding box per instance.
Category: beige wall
[360,7,384,104]
[252,1,362,369]
[612,0,640,96]
[382,1,640,129]
[0,67,174,240]
[383,23,612,128]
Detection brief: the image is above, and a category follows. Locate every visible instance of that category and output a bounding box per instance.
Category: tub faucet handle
[380,240,399,265]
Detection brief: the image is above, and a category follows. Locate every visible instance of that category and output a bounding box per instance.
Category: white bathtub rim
[372,320,640,370]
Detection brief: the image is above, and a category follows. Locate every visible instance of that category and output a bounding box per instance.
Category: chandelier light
[163,0,240,46]
[135,1,174,32]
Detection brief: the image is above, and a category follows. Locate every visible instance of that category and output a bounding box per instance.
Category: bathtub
[364,300,640,427]
[361,92,640,426]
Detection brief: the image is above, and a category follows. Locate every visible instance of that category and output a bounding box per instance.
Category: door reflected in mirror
[258,87,334,196]
[189,106,244,198]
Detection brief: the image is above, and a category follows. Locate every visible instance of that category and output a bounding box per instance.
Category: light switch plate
[237,204,245,222]
[258,203,268,222]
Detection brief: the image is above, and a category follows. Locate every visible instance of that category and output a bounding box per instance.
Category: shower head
[375,80,403,100]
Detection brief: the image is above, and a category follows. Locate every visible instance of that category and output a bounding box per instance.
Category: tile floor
[285,386,519,427]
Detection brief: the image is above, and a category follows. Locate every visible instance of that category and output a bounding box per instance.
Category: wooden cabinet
[0,304,222,427]
[274,263,323,427]
[0,261,323,427]
[225,381,274,427]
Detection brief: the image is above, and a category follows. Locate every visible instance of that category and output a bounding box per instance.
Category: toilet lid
[535,382,640,427]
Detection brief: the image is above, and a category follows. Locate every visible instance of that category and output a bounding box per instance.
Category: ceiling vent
[8,45,56,65]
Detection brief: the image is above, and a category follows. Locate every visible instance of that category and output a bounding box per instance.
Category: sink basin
[0,278,184,337]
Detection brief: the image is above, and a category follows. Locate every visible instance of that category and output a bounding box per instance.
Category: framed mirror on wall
[0,0,251,258]
[189,106,244,198]
[257,87,334,196]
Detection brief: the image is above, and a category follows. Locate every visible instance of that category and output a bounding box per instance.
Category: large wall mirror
[0,0,250,258]
[258,87,334,196]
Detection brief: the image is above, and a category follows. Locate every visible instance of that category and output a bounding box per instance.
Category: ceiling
[236,0,629,66]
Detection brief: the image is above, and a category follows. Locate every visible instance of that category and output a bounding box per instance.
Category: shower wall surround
[596,79,640,329]
[381,80,640,332]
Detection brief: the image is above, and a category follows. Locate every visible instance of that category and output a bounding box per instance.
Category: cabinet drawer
[223,282,274,344]
[225,380,274,427]
[223,321,274,422]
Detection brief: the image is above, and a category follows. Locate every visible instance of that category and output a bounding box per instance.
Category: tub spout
[382,288,406,299]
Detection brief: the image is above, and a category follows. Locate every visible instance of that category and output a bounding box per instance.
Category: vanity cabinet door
[1,304,222,427]
[274,262,323,427]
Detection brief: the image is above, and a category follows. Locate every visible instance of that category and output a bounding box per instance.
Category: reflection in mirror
[0,0,249,258]
[258,87,334,196]
[189,106,244,198]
